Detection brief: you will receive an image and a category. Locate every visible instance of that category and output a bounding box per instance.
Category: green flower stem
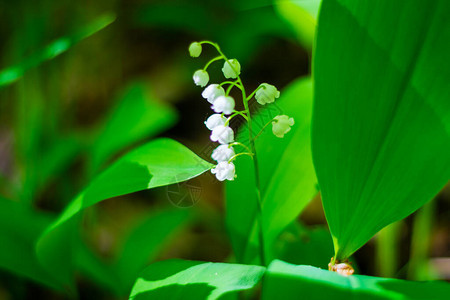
[202,41,267,266]
[252,118,276,141]
[246,85,264,101]
[220,80,243,95]
[224,111,248,126]
[229,142,251,153]
[203,55,223,71]
[228,152,254,163]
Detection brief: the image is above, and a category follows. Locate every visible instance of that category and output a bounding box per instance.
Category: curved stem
[203,55,223,71]
[252,118,276,141]
[224,111,248,126]
[229,142,251,153]
[246,85,264,101]
[202,40,267,266]
[228,152,254,163]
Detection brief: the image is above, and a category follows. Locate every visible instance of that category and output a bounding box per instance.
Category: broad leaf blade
[129,259,265,300]
[262,260,450,300]
[37,138,213,288]
[226,77,317,263]
[312,0,450,259]
[275,0,322,49]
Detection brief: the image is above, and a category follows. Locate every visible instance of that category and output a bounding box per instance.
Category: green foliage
[0,197,58,289]
[226,77,317,263]
[76,208,192,296]
[262,260,450,300]
[36,138,213,289]
[0,13,115,87]
[275,0,322,49]
[89,82,178,173]
[129,259,265,300]
[312,0,450,260]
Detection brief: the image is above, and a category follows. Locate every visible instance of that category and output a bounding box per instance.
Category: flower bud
[188,42,202,57]
[222,59,241,79]
[272,115,294,138]
[193,70,209,87]
[211,95,235,115]
[210,125,234,144]
[202,84,225,104]
[211,161,236,181]
[255,83,280,105]
[205,114,227,130]
[211,144,235,162]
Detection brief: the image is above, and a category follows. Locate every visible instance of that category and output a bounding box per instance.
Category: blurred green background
[0,0,448,299]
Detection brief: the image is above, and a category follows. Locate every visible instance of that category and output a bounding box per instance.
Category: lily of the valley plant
[190,40,294,265]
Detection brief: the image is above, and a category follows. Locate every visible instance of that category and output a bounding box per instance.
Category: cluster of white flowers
[189,41,294,182]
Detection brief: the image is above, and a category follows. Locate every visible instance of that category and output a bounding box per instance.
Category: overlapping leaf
[129,259,265,300]
[312,0,450,259]
[36,138,213,289]
[262,260,450,300]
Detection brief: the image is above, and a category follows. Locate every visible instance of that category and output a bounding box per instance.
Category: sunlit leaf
[312,0,450,260]
[36,138,213,289]
[226,77,317,264]
[275,0,322,49]
[262,260,450,300]
[129,259,265,300]
[0,13,116,87]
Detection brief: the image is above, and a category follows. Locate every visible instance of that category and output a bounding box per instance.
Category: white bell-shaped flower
[272,115,294,138]
[222,59,241,79]
[188,42,202,57]
[204,114,227,130]
[193,70,209,87]
[211,144,235,162]
[202,84,225,104]
[210,125,234,144]
[211,95,235,115]
[255,83,280,105]
[211,161,236,181]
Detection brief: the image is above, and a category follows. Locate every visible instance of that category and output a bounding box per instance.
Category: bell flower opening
[193,70,209,87]
[210,125,234,144]
[272,115,294,138]
[202,84,225,104]
[211,161,236,181]
[222,59,241,79]
[211,95,235,115]
[211,144,235,162]
[189,42,202,57]
[255,83,280,105]
[205,114,227,130]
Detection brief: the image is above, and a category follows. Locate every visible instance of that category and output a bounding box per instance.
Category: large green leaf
[0,197,58,289]
[262,260,450,300]
[36,138,213,289]
[275,0,322,49]
[129,259,265,300]
[226,77,317,263]
[90,82,177,173]
[0,13,115,87]
[312,0,450,260]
